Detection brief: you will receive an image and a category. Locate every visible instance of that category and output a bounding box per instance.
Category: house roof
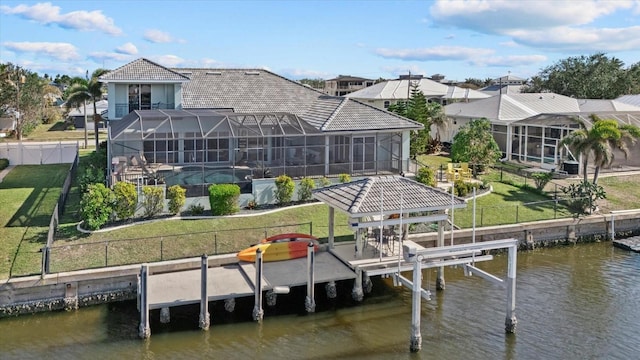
[326,75,373,82]
[346,78,489,101]
[99,58,190,83]
[479,84,523,96]
[616,95,640,107]
[577,99,640,112]
[102,58,423,133]
[67,99,108,117]
[445,93,581,124]
[312,175,466,217]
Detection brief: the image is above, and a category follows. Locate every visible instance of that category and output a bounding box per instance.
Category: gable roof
[616,95,640,107]
[99,58,190,82]
[312,175,466,217]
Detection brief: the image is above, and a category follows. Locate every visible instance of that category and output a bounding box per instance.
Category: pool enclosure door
[353,136,375,171]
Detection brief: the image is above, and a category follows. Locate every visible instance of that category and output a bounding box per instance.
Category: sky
[1,0,639,82]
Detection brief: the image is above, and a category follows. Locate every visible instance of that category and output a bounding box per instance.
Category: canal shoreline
[2,211,639,318]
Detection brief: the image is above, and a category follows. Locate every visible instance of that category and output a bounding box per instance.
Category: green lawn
[2,154,638,278]
[0,121,107,146]
[0,164,70,278]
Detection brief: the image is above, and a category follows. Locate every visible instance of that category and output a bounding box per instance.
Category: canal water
[1,242,639,359]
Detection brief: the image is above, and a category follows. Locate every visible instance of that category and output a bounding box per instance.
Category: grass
[416,154,451,169]
[2,152,639,277]
[0,164,69,278]
[1,121,107,146]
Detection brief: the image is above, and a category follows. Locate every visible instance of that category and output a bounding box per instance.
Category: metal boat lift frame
[399,238,518,352]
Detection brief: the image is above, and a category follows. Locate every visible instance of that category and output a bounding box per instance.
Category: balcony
[115,102,176,118]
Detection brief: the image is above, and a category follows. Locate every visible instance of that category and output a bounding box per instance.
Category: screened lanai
[108,109,406,195]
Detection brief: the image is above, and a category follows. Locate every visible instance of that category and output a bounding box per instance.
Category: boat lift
[397,238,519,352]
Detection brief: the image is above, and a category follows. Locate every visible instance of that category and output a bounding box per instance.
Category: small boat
[237,233,319,262]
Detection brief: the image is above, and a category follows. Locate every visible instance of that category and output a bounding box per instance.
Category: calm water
[1,242,639,360]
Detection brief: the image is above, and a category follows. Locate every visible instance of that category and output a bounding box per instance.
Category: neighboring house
[346,74,490,109]
[67,99,108,129]
[324,75,375,96]
[444,93,640,171]
[480,75,526,96]
[0,114,16,137]
[616,94,640,108]
[99,58,422,200]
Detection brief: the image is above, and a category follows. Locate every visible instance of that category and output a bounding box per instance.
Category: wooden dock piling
[199,254,210,330]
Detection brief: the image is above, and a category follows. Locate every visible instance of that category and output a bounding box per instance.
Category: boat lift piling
[305,242,316,313]
[252,249,264,321]
[401,238,519,352]
[199,254,210,330]
[138,264,150,339]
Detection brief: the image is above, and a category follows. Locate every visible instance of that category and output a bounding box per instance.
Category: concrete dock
[613,235,640,253]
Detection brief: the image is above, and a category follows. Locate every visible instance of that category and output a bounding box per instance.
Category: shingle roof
[176,68,422,132]
[99,58,190,82]
[312,175,466,217]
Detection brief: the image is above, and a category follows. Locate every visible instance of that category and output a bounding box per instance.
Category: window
[128,84,151,112]
[384,101,390,108]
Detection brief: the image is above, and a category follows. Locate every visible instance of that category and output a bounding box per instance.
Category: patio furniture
[459,163,472,180]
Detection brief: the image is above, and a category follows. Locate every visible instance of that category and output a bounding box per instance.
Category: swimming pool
[157,166,253,194]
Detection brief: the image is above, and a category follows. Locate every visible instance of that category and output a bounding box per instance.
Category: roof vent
[244,71,260,75]
[206,71,222,75]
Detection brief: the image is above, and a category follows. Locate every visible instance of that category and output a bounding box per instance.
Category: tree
[462,78,484,89]
[426,102,447,142]
[388,83,430,158]
[0,63,47,139]
[298,78,325,90]
[450,118,501,175]
[561,115,640,184]
[64,68,109,148]
[529,53,630,99]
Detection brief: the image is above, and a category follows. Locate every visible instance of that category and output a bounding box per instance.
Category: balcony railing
[114,102,176,118]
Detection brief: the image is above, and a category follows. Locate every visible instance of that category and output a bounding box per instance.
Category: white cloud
[116,42,138,55]
[375,46,494,61]
[430,0,632,32]
[470,54,547,67]
[149,55,185,67]
[0,2,122,35]
[88,51,133,62]
[3,41,80,61]
[380,65,428,77]
[280,68,334,80]
[143,29,185,44]
[508,26,640,52]
[499,41,519,48]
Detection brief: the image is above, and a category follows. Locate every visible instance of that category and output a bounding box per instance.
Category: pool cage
[108,109,407,196]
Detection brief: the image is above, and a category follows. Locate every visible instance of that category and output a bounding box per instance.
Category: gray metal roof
[443,86,491,100]
[479,84,524,96]
[577,99,640,112]
[312,175,466,217]
[99,58,190,82]
[616,95,640,107]
[445,93,581,124]
[346,78,450,99]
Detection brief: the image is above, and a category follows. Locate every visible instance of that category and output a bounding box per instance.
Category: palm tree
[426,102,447,142]
[65,69,109,149]
[562,115,640,184]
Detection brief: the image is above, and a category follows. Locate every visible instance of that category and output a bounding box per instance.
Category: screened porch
[108,110,408,192]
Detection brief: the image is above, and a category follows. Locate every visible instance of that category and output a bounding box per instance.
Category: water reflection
[0,243,638,359]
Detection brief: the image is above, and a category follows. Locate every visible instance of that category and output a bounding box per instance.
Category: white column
[199,254,210,330]
[305,242,316,313]
[409,258,423,352]
[138,264,150,338]
[505,244,517,333]
[252,249,264,321]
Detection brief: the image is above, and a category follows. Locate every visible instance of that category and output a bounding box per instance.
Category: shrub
[67,125,76,131]
[274,175,295,205]
[78,167,104,194]
[338,173,351,183]
[319,176,332,187]
[0,158,8,170]
[562,180,606,217]
[112,182,137,220]
[415,167,437,187]
[167,185,186,215]
[246,199,257,210]
[142,186,164,218]
[298,177,316,202]
[80,183,115,230]
[209,184,240,215]
[188,203,205,215]
[454,180,469,197]
[531,172,553,191]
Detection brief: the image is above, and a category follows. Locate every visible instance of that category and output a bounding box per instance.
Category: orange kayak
[237,233,319,262]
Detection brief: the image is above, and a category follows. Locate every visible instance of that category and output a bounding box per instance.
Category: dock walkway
[613,235,640,253]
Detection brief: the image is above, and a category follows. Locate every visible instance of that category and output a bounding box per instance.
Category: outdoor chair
[460,163,472,180]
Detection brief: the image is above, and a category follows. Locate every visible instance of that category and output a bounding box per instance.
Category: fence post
[160,239,163,261]
[515,205,519,223]
[554,199,557,219]
[500,166,503,182]
[309,222,313,236]
[105,243,108,267]
[481,208,484,227]
[214,233,218,254]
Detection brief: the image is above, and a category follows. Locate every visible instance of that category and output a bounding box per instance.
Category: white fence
[0,141,79,165]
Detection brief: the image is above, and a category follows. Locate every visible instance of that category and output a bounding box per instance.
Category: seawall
[2,211,639,318]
